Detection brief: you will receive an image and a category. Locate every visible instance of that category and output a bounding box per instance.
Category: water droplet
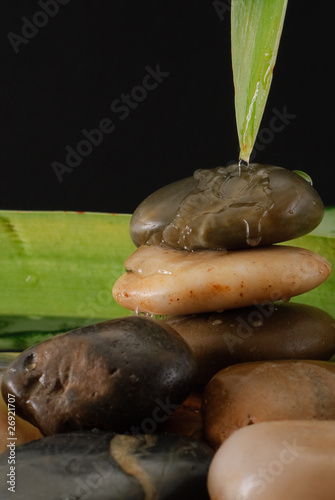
[262,63,273,88]
[243,219,262,247]
[292,170,313,185]
[24,275,39,286]
[212,319,223,326]
[238,158,249,174]
[279,296,291,304]
[158,269,172,275]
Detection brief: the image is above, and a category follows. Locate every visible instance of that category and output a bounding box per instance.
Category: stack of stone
[0,164,334,499]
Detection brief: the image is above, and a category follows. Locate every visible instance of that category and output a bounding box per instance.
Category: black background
[1,0,334,214]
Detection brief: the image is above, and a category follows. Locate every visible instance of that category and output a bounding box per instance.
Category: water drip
[238,158,249,175]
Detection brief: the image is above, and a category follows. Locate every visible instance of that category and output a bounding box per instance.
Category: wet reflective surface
[0,431,214,499]
[130,164,324,250]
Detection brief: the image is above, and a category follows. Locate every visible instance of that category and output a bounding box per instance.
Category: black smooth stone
[130,164,324,250]
[0,431,214,499]
[1,316,196,435]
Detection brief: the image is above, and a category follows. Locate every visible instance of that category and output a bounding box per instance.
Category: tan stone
[208,420,335,500]
[113,244,331,315]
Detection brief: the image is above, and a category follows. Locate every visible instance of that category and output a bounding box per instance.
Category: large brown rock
[203,359,335,449]
[1,316,196,436]
[162,303,335,386]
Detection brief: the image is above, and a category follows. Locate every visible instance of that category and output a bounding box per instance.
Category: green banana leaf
[231,0,288,162]
[0,208,334,351]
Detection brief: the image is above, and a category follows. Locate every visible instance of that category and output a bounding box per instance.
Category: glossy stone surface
[130,164,324,250]
[158,391,204,442]
[208,420,335,500]
[203,360,335,449]
[113,244,331,315]
[162,303,335,386]
[0,431,214,499]
[1,316,196,435]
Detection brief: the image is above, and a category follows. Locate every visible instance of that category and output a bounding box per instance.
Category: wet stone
[130,164,324,250]
[0,431,214,500]
[202,359,335,449]
[1,316,196,436]
[113,244,331,316]
[162,303,335,386]
[158,391,205,442]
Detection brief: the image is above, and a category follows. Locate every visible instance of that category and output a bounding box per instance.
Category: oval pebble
[162,303,335,386]
[207,420,335,500]
[1,316,196,436]
[203,360,335,449]
[113,244,331,315]
[0,431,214,500]
[130,164,324,250]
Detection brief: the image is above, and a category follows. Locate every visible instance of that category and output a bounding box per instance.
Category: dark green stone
[0,431,214,499]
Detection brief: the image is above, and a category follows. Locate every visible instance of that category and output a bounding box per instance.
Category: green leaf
[0,315,105,351]
[231,0,288,162]
[0,211,134,319]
